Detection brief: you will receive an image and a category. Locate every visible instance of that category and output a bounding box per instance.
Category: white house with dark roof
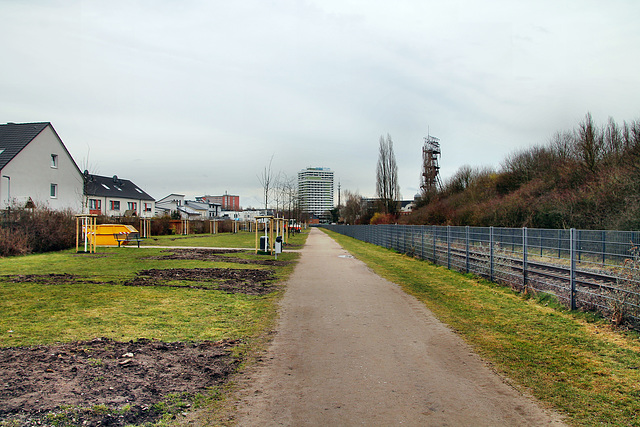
[184,200,220,218]
[0,122,84,211]
[155,194,221,219]
[155,193,184,217]
[84,173,155,217]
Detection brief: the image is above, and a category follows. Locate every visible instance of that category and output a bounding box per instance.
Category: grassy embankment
[322,228,640,427]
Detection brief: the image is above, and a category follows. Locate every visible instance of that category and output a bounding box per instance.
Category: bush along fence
[323,224,640,328]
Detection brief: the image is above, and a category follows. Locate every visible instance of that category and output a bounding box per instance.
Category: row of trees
[257,155,306,221]
[405,113,640,230]
[338,133,402,225]
[259,140,403,224]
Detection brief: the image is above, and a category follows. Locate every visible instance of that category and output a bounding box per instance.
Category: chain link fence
[323,224,640,327]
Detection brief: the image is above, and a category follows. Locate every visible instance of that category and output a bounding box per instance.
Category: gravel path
[233,228,566,426]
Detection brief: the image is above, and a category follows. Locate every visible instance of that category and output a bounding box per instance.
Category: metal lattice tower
[420,134,442,195]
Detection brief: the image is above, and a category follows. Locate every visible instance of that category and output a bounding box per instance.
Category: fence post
[395,226,399,251]
[523,227,528,290]
[540,230,543,256]
[577,229,582,263]
[421,226,424,260]
[570,228,577,310]
[465,225,470,273]
[385,225,388,249]
[490,226,494,282]
[447,225,451,270]
[602,230,606,265]
[433,226,437,264]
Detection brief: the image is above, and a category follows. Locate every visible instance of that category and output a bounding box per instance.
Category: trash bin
[260,236,269,252]
[275,236,283,254]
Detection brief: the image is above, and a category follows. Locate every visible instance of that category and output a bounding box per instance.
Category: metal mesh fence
[323,224,640,327]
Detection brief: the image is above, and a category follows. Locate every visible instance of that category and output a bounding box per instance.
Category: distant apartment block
[298,167,334,221]
[197,193,240,210]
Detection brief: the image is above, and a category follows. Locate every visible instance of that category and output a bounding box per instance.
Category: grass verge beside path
[322,229,640,427]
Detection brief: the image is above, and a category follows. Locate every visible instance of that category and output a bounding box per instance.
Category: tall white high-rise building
[298,167,334,221]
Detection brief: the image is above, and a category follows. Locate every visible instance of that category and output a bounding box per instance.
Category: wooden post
[270,218,274,253]
[139,218,151,238]
[75,214,97,253]
[255,215,274,254]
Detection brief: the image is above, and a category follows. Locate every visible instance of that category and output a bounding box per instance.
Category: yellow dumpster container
[93,224,139,246]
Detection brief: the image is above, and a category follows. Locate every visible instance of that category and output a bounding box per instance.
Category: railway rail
[324,224,640,327]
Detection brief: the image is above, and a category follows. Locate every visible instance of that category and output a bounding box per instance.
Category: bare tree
[273,172,296,218]
[341,190,365,224]
[575,112,604,173]
[376,134,400,215]
[549,130,574,162]
[257,155,275,211]
[603,116,624,166]
[281,174,298,219]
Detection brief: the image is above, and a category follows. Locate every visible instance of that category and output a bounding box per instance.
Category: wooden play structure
[254,216,289,255]
[75,214,97,253]
[75,214,145,251]
[139,217,151,238]
[255,215,274,254]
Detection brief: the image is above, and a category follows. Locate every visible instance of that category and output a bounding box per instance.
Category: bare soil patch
[0,338,239,426]
[3,267,279,296]
[124,268,278,295]
[2,274,105,286]
[147,248,290,266]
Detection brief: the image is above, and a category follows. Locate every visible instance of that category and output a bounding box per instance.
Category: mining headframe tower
[420,133,442,196]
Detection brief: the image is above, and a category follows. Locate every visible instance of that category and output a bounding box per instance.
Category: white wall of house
[0,125,83,211]
[227,210,272,221]
[155,194,184,217]
[86,195,155,217]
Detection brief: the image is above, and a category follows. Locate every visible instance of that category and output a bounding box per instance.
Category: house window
[127,202,137,211]
[89,199,101,210]
[51,154,58,168]
[144,203,152,212]
[111,200,120,211]
[50,183,57,198]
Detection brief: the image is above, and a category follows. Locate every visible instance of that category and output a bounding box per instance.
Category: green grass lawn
[0,231,308,425]
[141,230,306,249]
[0,230,308,348]
[322,228,640,427]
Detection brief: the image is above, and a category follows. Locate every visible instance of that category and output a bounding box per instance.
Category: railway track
[327,226,640,324]
[426,244,634,297]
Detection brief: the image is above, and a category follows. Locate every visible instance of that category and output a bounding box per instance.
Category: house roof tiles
[84,174,154,201]
[0,122,50,170]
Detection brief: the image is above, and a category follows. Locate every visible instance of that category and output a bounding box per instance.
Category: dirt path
[233,228,566,426]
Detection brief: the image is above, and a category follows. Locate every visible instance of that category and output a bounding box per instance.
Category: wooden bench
[113,232,144,248]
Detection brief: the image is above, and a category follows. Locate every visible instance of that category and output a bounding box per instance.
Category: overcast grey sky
[2,0,639,207]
